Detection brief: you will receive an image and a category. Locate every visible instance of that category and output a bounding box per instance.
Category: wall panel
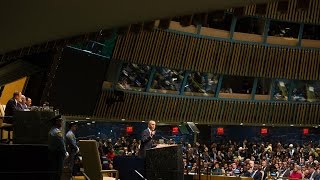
[232,0,320,24]
[113,30,320,80]
[94,91,320,126]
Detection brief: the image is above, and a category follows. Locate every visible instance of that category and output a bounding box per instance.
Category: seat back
[0,104,5,127]
[79,140,103,180]
[0,104,5,118]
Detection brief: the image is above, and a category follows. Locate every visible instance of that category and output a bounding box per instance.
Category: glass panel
[255,78,271,100]
[272,79,290,101]
[219,76,254,99]
[207,13,233,31]
[268,21,300,38]
[292,81,307,102]
[116,63,151,91]
[149,67,184,94]
[184,72,219,96]
[235,17,265,35]
[256,78,271,95]
[308,81,320,102]
[292,81,320,102]
[303,24,320,40]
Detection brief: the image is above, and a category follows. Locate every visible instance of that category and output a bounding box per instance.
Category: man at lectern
[139,120,157,157]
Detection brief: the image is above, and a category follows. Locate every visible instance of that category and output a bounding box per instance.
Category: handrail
[101,88,320,105]
[94,90,320,125]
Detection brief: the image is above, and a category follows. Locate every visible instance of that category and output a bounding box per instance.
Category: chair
[0,104,13,143]
[0,104,5,117]
[79,140,118,180]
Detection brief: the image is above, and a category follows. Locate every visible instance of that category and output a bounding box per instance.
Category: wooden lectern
[13,111,56,144]
[145,144,184,180]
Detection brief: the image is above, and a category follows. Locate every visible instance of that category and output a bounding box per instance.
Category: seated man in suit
[4,91,22,123]
[139,120,157,157]
[26,97,32,108]
[308,164,320,180]
[251,163,262,180]
[18,95,29,111]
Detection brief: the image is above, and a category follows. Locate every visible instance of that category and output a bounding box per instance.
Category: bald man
[139,120,157,157]
[18,95,29,110]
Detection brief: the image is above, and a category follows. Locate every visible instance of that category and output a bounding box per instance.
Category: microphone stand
[134,170,147,180]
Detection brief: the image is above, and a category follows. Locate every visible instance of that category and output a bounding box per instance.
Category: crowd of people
[43,117,320,180]
[183,139,320,180]
[87,136,320,180]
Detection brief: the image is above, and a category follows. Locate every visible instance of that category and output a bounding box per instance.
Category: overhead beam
[0,0,270,54]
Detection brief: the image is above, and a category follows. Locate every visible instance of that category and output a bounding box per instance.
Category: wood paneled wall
[112,30,320,80]
[0,77,27,105]
[94,91,320,126]
[229,0,320,24]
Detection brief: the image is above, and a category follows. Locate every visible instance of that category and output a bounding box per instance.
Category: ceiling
[0,60,42,87]
[0,0,270,55]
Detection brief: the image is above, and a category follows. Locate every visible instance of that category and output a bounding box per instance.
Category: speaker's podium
[145,144,184,180]
[13,111,56,144]
[0,111,56,180]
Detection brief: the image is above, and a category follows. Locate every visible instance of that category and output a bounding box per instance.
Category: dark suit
[280,168,290,178]
[48,127,67,180]
[139,128,155,157]
[251,170,262,180]
[262,166,270,180]
[309,171,320,180]
[65,130,78,175]
[4,98,20,123]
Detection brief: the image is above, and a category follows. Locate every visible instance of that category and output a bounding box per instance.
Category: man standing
[65,122,79,178]
[139,120,157,157]
[48,115,69,180]
[4,91,22,123]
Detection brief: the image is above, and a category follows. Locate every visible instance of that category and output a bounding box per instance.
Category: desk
[13,111,56,144]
